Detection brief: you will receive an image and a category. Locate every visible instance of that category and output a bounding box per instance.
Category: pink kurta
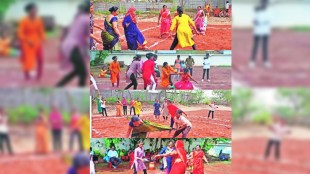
[131,147,147,171]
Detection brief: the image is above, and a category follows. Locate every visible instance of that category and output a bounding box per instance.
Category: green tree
[0,0,15,21]
[90,51,109,66]
[232,88,254,123]
[212,90,232,106]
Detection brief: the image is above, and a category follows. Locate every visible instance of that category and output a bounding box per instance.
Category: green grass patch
[291,26,310,32]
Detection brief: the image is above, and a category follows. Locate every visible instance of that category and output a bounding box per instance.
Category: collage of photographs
[0,0,310,174]
[89,0,232,173]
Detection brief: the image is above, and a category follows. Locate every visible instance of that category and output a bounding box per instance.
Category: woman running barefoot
[175,68,198,90]
[158,5,171,38]
[169,6,199,50]
[101,6,123,50]
[123,7,147,50]
[125,55,142,90]
[153,99,161,120]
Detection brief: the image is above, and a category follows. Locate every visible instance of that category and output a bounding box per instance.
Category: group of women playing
[105,53,197,91]
[131,140,209,174]
[90,3,147,50]
[97,96,143,117]
[90,2,202,50]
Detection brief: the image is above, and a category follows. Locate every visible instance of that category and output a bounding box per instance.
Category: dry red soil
[93,19,231,50]
[233,29,310,87]
[92,107,232,138]
[93,66,231,90]
[233,138,310,174]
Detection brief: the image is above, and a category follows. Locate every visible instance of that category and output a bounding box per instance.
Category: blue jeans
[110,157,122,167]
[188,68,193,76]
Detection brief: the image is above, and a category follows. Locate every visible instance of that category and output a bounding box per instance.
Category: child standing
[153,99,161,120]
[202,53,211,82]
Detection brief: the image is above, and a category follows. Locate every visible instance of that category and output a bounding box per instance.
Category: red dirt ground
[91,107,232,138]
[0,154,69,174]
[93,66,231,90]
[233,138,310,174]
[93,20,231,50]
[233,29,310,87]
[0,38,88,87]
[95,162,231,174]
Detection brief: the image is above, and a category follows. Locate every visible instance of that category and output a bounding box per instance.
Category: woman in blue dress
[153,99,161,120]
[101,6,122,50]
[122,7,147,50]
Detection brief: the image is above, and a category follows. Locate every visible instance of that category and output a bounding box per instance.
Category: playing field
[93,16,231,50]
[233,29,310,87]
[92,104,232,138]
[91,66,231,90]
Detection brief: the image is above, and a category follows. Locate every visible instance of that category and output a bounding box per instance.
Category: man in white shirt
[208,102,218,119]
[225,1,230,12]
[0,108,13,155]
[265,116,290,161]
[202,53,211,82]
[173,110,192,138]
[100,97,108,116]
[108,146,122,168]
[250,0,271,68]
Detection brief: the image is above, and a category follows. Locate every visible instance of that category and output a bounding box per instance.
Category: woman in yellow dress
[133,98,142,117]
[169,6,199,50]
[79,113,90,151]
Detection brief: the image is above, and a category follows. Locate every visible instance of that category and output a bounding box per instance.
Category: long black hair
[109,6,119,13]
[177,6,183,17]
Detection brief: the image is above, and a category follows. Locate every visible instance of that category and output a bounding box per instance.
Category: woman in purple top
[122,97,128,116]
[57,2,89,87]
[132,141,147,174]
[125,55,142,90]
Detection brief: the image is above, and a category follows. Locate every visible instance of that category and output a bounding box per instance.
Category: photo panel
[90,138,232,174]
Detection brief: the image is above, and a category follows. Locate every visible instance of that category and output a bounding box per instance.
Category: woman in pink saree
[158,5,171,38]
[195,9,206,34]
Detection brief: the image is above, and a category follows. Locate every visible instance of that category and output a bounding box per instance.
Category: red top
[142,59,155,85]
[167,103,179,119]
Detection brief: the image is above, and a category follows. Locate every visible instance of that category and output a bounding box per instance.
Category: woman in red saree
[155,140,187,174]
[158,5,171,38]
[188,145,209,174]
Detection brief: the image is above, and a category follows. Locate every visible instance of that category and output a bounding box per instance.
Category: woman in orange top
[109,56,121,87]
[35,108,49,154]
[116,98,123,116]
[18,3,45,80]
[160,62,177,88]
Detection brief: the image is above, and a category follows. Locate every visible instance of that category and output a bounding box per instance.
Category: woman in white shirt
[202,53,211,82]
[0,108,13,155]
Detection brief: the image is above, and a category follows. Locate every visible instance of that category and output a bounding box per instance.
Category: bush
[8,106,38,124]
[252,111,272,125]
